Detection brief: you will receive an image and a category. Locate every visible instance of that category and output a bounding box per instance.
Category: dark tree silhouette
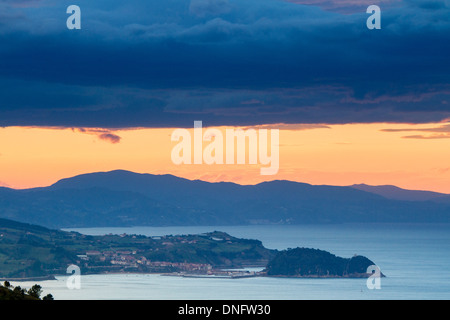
[27,284,42,299]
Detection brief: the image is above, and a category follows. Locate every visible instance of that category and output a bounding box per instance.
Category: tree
[13,286,25,299]
[0,282,54,300]
[42,293,54,300]
[27,284,42,299]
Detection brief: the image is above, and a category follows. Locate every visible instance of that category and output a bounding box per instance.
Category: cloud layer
[382,122,450,139]
[0,0,449,128]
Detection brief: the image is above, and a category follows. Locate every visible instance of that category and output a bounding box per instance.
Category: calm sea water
[12,224,450,300]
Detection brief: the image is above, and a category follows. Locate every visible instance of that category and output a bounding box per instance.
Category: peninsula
[0,218,381,279]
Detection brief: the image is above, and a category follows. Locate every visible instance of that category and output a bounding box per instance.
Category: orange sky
[1,122,450,193]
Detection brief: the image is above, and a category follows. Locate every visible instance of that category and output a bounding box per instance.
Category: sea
[11,224,450,300]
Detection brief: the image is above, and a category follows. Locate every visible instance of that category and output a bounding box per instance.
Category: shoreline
[4,271,382,282]
[1,275,56,282]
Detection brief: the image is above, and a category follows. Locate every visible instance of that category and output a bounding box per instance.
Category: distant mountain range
[0,170,449,228]
[350,184,450,203]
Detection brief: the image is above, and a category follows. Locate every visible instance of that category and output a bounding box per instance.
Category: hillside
[0,218,274,278]
[0,170,449,228]
[0,218,77,279]
[0,282,53,300]
[266,247,382,278]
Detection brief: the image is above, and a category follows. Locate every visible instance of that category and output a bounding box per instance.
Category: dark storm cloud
[0,0,449,128]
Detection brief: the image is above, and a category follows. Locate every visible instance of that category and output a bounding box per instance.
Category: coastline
[3,271,382,282]
[265,273,383,279]
[0,275,56,282]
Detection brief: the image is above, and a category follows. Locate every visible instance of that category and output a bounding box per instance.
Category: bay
[12,224,450,300]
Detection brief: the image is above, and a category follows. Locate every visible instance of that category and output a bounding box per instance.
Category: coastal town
[69,232,268,278]
[78,248,213,274]
[0,219,272,280]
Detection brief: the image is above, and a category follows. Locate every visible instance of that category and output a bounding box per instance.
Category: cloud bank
[0,0,449,128]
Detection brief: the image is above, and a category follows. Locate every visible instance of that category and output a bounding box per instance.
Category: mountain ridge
[0,170,449,228]
[350,183,450,202]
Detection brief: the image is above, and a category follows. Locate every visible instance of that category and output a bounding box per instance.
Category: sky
[0,0,450,192]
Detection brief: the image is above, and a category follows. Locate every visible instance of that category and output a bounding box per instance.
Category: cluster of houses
[76,249,212,273]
